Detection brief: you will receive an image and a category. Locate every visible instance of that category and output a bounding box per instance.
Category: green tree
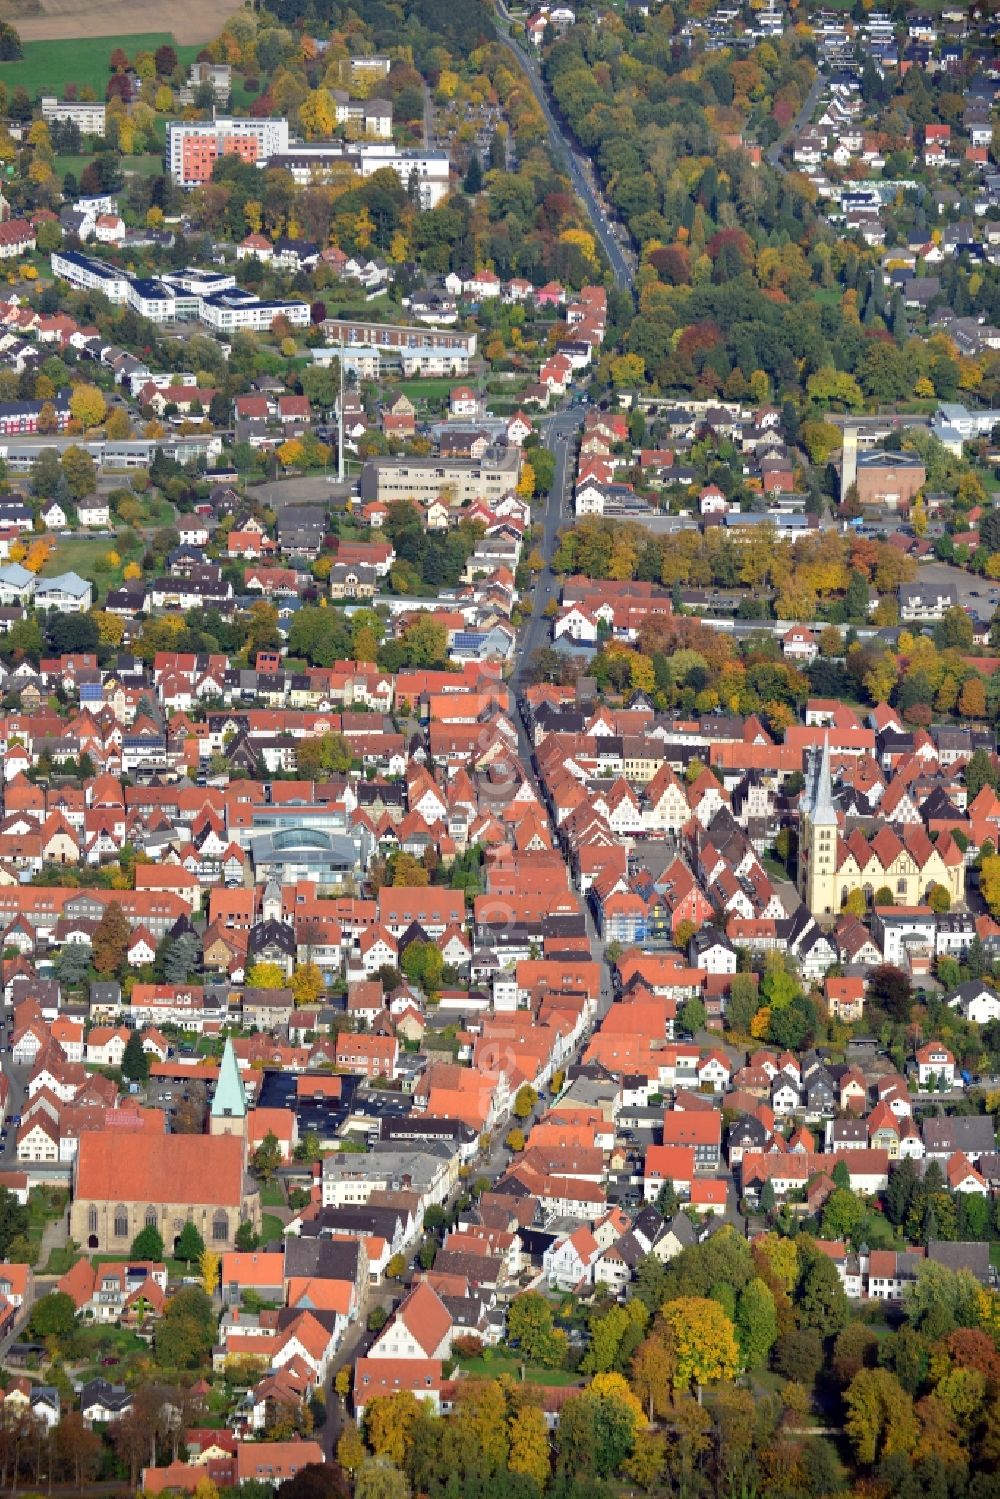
[0,1184,27,1260]
[235,1220,259,1252]
[252,1131,283,1183]
[399,615,448,668]
[967,747,1000,802]
[354,1458,410,1499]
[162,932,201,984]
[29,1291,77,1340]
[905,1262,982,1337]
[0,21,23,59]
[821,1187,865,1243]
[506,1291,568,1367]
[935,605,974,652]
[296,733,353,777]
[806,368,864,410]
[655,1179,679,1219]
[677,995,707,1034]
[400,941,444,997]
[774,1328,823,1386]
[176,1220,205,1266]
[121,1029,150,1083]
[735,1277,777,1369]
[131,1223,164,1260]
[885,1157,918,1227]
[154,1285,216,1369]
[796,1240,849,1334]
[582,1301,648,1375]
[287,606,352,667]
[556,1387,637,1480]
[760,964,801,1011]
[726,974,760,1033]
[54,943,92,987]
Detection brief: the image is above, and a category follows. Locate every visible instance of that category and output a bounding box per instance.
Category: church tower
[799,733,839,917]
[210,1037,248,1141]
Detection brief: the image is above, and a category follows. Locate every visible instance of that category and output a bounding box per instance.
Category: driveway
[766,73,824,173]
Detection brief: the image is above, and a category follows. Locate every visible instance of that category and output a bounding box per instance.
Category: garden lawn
[456,1354,581,1386]
[990,1242,1000,1270]
[42,1244,81,1275]
[130,491,176,526]
[25,1187,68,1263]
[1,36,200,97]
[260,1212,285,1245]
[396,378,460,404]
[52,154,92,182]
[121,153,167,176]
[41,532,143,594]
[229,78,257,110]
[260,1181,285,1208]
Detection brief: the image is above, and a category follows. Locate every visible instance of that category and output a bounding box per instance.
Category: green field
[1,35,201,99]
[52,152,164,182]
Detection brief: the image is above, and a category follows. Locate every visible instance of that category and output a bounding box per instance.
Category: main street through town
[511,404,615,1020]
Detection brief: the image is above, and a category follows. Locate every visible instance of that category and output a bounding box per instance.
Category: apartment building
[41,97,106,136]
[50,249,130,303]
[166,117,291,185]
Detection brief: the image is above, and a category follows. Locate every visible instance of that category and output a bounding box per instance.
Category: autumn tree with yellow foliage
[69,385,106,429]
[660,1297,740,1397]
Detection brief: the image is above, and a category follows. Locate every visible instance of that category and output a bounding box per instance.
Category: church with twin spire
[797,735,965,919]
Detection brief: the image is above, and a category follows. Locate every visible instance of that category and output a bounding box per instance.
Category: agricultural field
[6,0,236,45]
[0,34,201,94]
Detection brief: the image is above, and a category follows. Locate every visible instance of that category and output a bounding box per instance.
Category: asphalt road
[494,4,636,293]
[0,1033,29,1169]
[512,405,582,700]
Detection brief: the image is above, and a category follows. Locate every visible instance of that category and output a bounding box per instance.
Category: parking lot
[916,560,1000,622]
